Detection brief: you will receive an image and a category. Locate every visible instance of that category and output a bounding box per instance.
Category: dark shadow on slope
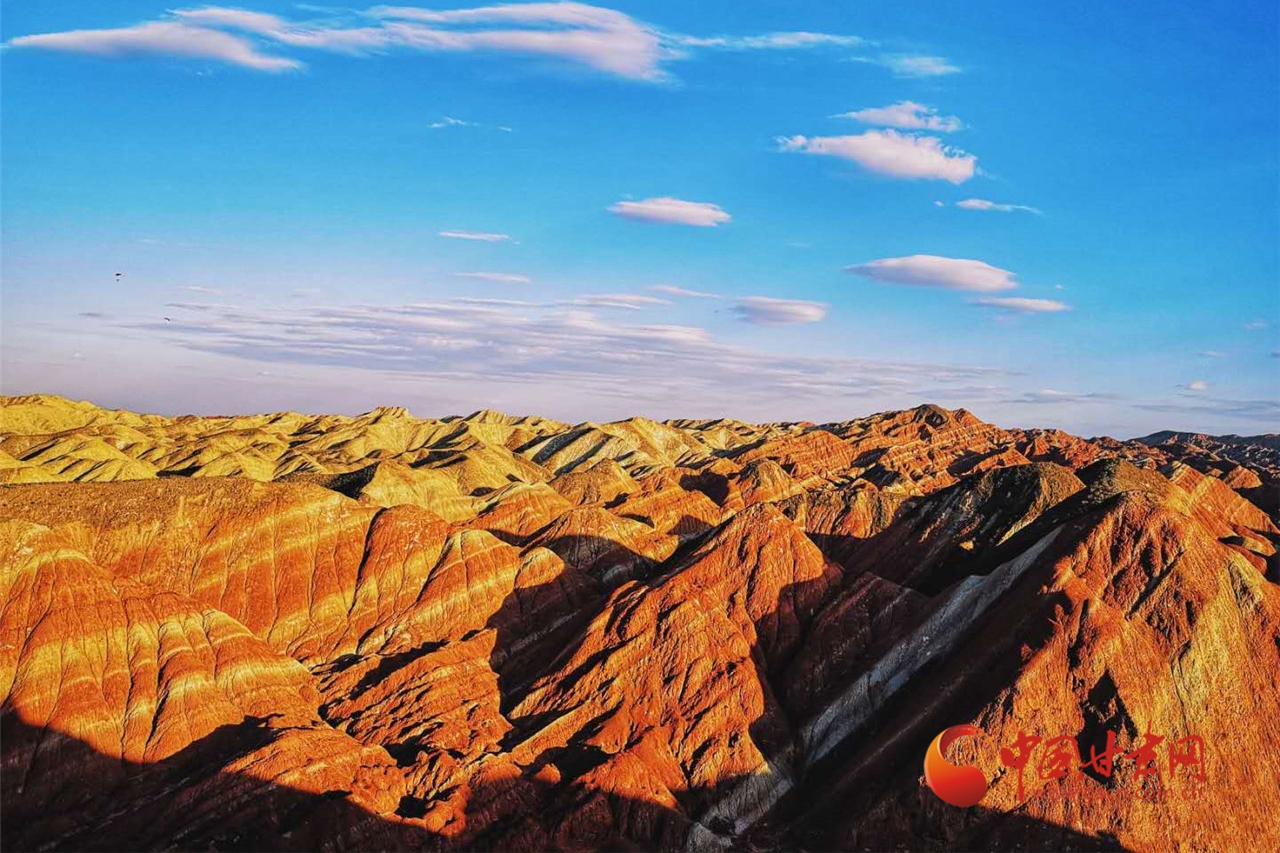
[1,700,1135,853]
[0,713,698,852]
[677,471,732,506]
[482,520,722,713]
[3,462,1200,853]
[753,484,1175,852]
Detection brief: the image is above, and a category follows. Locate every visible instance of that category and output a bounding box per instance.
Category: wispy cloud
[563,293,671,310]
[1133,395,1280,423]
[120,297,1009,415]
[428,116,512,131]
[1244,319,1269,331]
[1008,388,1121,405]
[1181,379,1209,392]
[456,271,531,283]
[429,116,476,129]
[876,54,960,77]
[1197,350,1227,359]
[671,31,865,50]
[8,20,301,72]
[733,296,827,325]
[439,229,511,241]
[849,255,1018,292]
[972,297,1070,313]
[650,284,720,299]
[180,285,226,295]
[955,198,1041,215]
[7,4,889,82]
[832,101,960,132]
[779,130,976,183]
[608,197,731,227]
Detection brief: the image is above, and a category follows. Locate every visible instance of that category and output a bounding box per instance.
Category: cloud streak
[439,229,511,241]
[115,297,1010,416]
[876,54,960,77]
[779,130,976,183]
[456,271,531,283]
[955,198,1042,214]
[8,21,301,72]
[972,297,1070,313]
[1008,389,1121,405]
[832,101,960,132]
[563,293,672,310]
[672,31,865,50]
[7,4,889,81]
[650,284,720,299]
[849,255,1018,292]
[733,296,827,325]
[608,197,731,226]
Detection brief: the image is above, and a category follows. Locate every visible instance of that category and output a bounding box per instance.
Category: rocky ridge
[1,394,1277,852]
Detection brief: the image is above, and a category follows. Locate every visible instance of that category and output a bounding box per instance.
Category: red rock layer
[2,397,1278,853]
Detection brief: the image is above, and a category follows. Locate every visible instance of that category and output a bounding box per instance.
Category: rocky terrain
[1134,430,1280,518]
[1,394,1277,852]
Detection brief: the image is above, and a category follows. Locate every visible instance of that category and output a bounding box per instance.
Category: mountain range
[1,394,1277,852]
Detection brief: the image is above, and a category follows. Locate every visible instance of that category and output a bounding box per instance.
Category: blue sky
[2,1,1277,436]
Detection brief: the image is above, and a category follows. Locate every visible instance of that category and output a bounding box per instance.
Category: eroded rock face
[2,394,1277,853]
[0,520,407,852]
[789,484,1280,853]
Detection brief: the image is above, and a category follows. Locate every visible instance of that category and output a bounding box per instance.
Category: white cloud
[428,116,477,129]
[972,297,1070,314]
[115,296,1009,420]
[1244,319,1268,331]
[877,54,960,77]
[439,229,511,241]
[955,198,1041,215]
[1183,380,1209,392]
[429,116,511,131]
[733,296,827,325]
[456,271,531,283]
[650,284,720,299]
[608,197,731,227]
[9,5,891,81]
[10,3,665,78]
[672,32,865,50]
[366,3,671,80]
[832,101,961,132]
[564,293,672,310]
[1197,350,1227,359]
[848,255,1018,292]
[453,297,542,307]
[1009,389,1120,404]
[171,7,389,51]
[8,21,300,71]
[779,130,976,183]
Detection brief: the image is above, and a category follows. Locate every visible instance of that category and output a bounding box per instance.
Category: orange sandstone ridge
[1,394,1277,852]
